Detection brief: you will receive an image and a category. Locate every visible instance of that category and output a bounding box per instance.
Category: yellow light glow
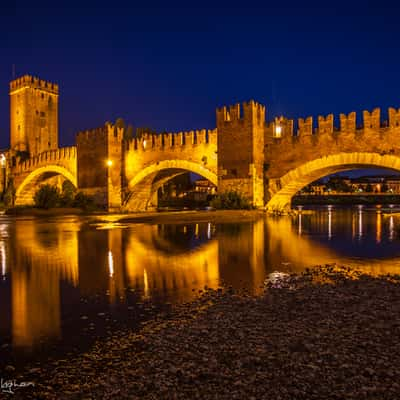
[275,125,282,138]
[108,250,114,277]
[106,159,113,167]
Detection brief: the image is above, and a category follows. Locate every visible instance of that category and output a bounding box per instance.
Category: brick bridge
[12,147,77,205]
[8,99,400,211]
[265,107,400,211]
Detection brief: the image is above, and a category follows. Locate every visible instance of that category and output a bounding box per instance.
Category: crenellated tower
[9,75,59,156]
[216,100,265,207]
[76,122,123,210]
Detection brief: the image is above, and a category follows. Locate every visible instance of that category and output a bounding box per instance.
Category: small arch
[15,165,77,204]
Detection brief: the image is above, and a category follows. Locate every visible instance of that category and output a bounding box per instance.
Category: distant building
[385,176,400,193]
[303,175,400,195]
[194,179,216,194]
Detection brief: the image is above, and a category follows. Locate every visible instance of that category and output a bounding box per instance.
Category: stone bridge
[12,146,77,205]
[76,124,218,211]
[122,129,218,210]
[8,99,400,211]
[264,107,400,211]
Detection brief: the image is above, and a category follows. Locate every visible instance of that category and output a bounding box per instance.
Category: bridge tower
[76,123,123,211]
[9,75,59,157]
[216,101,265,207]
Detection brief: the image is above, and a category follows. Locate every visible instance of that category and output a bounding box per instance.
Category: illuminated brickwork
[9,75,58,156]
[265,107,400,211]
[7,74,400,212]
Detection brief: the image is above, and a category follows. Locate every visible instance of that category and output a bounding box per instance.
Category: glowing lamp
[143,139,147,149]
[275,125,282,138]
[0,154,5,168]
[106,159,113,167]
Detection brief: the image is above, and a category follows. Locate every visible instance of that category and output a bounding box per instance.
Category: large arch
[15,165,77,205]
[123,160,217,211]
[266,152,400,212]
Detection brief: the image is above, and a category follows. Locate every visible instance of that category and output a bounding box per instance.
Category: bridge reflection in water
[2,209,400,350]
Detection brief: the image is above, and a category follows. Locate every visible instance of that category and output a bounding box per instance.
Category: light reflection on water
[0,207,400,354]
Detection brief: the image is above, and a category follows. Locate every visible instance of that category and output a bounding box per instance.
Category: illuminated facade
[10,75,58,155]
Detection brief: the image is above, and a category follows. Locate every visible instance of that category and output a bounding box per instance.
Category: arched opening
[15,166,77,206]
[266,153,400,212]
[123,160,218,211]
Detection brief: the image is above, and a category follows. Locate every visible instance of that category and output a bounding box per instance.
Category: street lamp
[274,124,282,138]
[0,154,6,200]
[106,159,113,167]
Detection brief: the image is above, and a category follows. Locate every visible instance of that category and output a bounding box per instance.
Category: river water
[1,205,400,363]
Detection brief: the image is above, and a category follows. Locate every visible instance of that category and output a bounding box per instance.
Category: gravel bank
[8,266,400,399]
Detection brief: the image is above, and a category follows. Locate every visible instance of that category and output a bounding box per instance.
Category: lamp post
[106,159,113,211]
[274,124,282,138]
[0,154,6,201]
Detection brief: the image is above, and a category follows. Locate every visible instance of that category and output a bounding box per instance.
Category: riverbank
[9,266,400,399]
[293,194,400,206]
[3,207,266,223]
[4,207,87,216]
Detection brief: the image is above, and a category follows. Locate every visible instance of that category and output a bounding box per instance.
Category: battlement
[126,128,217,151]
[15,146,76,173]
[271,107,400,139]
[9,75,59,94]
[270,116,294,137]
[76,126,108,145]
[216,100,265,125]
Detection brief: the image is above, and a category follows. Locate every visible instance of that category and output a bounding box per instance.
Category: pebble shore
[8,266,400,399]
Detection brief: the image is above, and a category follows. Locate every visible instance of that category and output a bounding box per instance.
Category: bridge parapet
[389,107,400,128]
[269,107,400,141]
[265,107,400,181]
[125,128,217,152]
[339,112,356,133]
[14,146,77,174]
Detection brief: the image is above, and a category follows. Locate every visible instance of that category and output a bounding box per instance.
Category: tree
[326,177,351,193]
[124,124,134,141]
[210,191,252,210]
[115,118,125,129]
[34,184,61,209]
[15,150,30,163]
[381,183,389,193]
[60,180,76,206]
[73,191,96,211]
[365,183,373,193]
[3,178,15,206]
[135,127,157,139]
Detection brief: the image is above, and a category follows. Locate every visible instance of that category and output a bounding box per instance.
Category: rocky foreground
[9,266,400,399]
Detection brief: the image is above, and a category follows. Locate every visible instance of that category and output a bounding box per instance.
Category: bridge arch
[124,159,218,211]
[15,165,77,205]
[266,152,400,212]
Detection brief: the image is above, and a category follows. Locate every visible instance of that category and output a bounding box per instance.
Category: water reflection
[328,205,332,239]
[376,211,382,244]
[1,208,400,353]
[358,206,363,240]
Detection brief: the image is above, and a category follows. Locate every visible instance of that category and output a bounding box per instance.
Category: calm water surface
[1,205,400,361]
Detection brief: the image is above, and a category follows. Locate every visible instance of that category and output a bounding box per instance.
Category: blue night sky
[1,0,400,178]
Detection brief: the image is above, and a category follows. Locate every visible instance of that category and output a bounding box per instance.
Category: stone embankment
[9,266,400,399]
